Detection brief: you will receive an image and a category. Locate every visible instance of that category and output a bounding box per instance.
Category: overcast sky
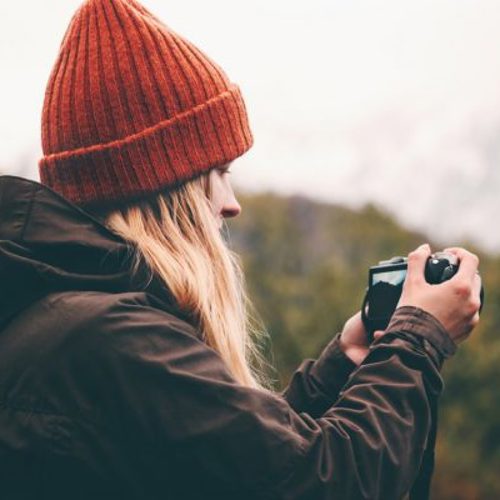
[2,0,500,250]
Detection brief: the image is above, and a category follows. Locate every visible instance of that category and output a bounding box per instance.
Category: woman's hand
[396,244,482,344]
[340,243,481,364]
[339,311,370,366]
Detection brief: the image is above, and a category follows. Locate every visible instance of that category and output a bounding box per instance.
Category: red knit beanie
[39,0,253,207]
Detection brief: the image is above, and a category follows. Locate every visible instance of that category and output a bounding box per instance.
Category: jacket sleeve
[80,296,455,500]
[281,333,357,418]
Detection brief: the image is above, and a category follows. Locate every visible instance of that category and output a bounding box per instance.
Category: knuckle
[466,302,479,318]
[454,280,471,298]
[471,298,481,312]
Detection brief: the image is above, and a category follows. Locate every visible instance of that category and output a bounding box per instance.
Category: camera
[361,251,484,340]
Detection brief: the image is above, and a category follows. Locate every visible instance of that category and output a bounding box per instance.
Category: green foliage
[228,191,500,499]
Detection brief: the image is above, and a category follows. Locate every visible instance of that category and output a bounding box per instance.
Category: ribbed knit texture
[39,0,253,207]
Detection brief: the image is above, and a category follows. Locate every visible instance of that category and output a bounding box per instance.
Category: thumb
[405,243,432,285]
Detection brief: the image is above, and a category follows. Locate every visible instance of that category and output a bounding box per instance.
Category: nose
[221,197,242,219]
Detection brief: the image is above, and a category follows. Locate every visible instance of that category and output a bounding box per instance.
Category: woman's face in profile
[208,164,242,228]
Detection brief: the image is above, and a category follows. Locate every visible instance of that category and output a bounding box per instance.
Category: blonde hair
[103,174,269,389]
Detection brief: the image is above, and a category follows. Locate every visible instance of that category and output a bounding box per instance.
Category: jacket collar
[0,175,168,327]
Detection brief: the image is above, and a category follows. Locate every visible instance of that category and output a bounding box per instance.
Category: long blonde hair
[103,174,269,389]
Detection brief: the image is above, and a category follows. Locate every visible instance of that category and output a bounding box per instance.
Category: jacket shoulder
[38,290,198,341]
[3,290,202,378]
[0,291,203,425]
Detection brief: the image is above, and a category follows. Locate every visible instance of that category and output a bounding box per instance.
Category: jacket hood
[0,175,156,327]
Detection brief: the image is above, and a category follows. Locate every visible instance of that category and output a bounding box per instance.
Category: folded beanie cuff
[39,85,253,208]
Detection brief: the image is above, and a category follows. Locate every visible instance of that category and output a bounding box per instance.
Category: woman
[0,0,481,498]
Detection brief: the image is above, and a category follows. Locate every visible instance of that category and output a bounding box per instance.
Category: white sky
[2,0,500,250]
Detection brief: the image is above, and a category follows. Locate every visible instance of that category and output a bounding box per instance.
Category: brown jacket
[0,176,456,499]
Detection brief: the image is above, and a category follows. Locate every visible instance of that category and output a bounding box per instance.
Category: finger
[443,247,461,256]
[472,273,483,314]
[471,311,480,328]
[405,243,432,285]
[373,330,385,341]
[451,248,480,282]
[473,273,482,297]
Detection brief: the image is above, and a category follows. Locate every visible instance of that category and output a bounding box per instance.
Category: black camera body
[361,251,482,340]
